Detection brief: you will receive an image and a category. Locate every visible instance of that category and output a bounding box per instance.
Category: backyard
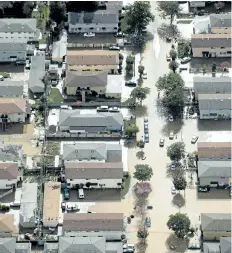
[49,88,64,103]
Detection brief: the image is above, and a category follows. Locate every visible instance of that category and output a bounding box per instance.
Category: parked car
[170,162,176,170]
[125,80,136,87]
[142,70,147,79]
[188,243,201,249]
[198,186,210,192]
[171,186,177,194]
[145,217,151,227]
[67,204,79,211]
[180,57,191,64]
[109,107,119,112]
[230,187,232,196]
[166,55,172,61]
[0,75,4,81]
[115,32,125,38]
[144,124,149,133]
[10,202,21,208]
[84,32,95,37]
[25,233,36,242]
[97,106,109,112]
[159,138,165,147]
[168,115,174,122]
[15,60,25,65]
[169,132,174,139]
[144,133,149,143]
[191,135,199,144]
[61,201,66,210]
[144,118,148,124]
[109,45,120,50]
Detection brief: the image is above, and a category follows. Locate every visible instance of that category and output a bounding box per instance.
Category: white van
[78,189,84,199]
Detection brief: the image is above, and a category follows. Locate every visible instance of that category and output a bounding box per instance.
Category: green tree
[167,213,190,238]
[177,39,191,58]
[156,72,184,93]
[131,31,146,49]
[169,49,177,60]
[167,142,185,161]
[157,23,180,41]
[162,87,185,116]
[212,62,217,72]
[137,229,149,238]
[125,1,154,33]
[131,87,150,104]
[134,164,153,181]
[157,1,181,24]
[50,2,66,25]
[23,2,35,17]
[136,150,145,159]
[125,123,139,137]
[126,55,135,64]
[173,176,187,191]
[138,65,145,77]
[136,140,145,148]
[169,60,179,72]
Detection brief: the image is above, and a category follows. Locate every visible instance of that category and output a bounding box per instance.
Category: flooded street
[91,2,231,253]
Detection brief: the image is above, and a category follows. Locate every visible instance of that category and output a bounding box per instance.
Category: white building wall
[0,113,26,123]
[67,178,122,188]
[64,231,122,240]
[0,179,17,189]
[200,109,231,119]
[0,31,36,41]
[69,23,118,34]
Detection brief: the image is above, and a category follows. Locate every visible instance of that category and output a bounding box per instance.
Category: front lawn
[49,88,64,103]
[0,72,10,78]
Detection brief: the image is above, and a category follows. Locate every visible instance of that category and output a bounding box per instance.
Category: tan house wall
[211,27,231,34]
[67,64,117,74]
[203,231,231,241]
[66,86,105,95]
[192,47,231,57]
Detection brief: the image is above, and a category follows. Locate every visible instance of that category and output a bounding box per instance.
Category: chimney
[208,24,211,33]
[193,27,195,34]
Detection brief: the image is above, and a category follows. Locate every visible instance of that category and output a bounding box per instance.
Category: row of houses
[197,142,231,187]
[193,76,231,120]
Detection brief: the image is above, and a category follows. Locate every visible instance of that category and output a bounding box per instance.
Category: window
[114,27,118,29]
[210,181,218,184]
[221,47,225,49]
[227,51,231,54]
[102,27,106,30]
[210,113,217,116]
[70,179,73,181]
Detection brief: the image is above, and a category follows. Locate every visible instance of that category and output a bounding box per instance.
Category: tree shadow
[133,197,148,219]
[130,105,148,118]
[136,241,148,253]
[161,120,184,138]
[166,166,185,179]
[172,193,186,209]
[165,233,189,253]
[197,119,231,131]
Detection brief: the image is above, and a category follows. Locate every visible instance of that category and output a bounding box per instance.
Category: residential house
[58,236,123,253]
[198,93,231,119]
[0,163,20,189]
[0,19,37,42]
[0,98,28,123]
[197,142,231,160]
[64,71,122,99]
[0,81,24,97]
[43,182,61,227]
[64,71,107,96]
[58,110,123,133]
[0,214,18,237]
[63,213,124,240]
[62,143,122,163]
[66,50,119,74]
[191,34,231,58]
[68,10,119,34]
[203,237,231,253]
[64,162,123,188]
[52,40,67,64]
[0,40,27,62]
[201,213,231,240]
[193,76,231,100]
[210,13,231,34]
[29,55,45,95]
[197,161,231,187]
[19,183,38,228]
[44,243,58,253]
[0,238,31,253]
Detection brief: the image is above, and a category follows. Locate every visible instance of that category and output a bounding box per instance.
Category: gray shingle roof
[210,13,231,28]
[63,142,107,161]
[29,55,45,93]
[59,236,105,253]
[59,110,123,128]
[44,243,58,253]
[203,242,220,253]
[198,93,231,110]
[0,40,27,52]
[65,71,107,88]
[15,243,31,253]
[191,34,231,48]
[198,161,231,178]
[0,237,16,253]
[63,213,124,232]
[193,76,231,88]
[0,81,24,97]
[0,144,22,162]
[0,19,36,33]
[68,10,118,25]
[65,162,124,179]
[220,237,231,253]
[201,213,231,232]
